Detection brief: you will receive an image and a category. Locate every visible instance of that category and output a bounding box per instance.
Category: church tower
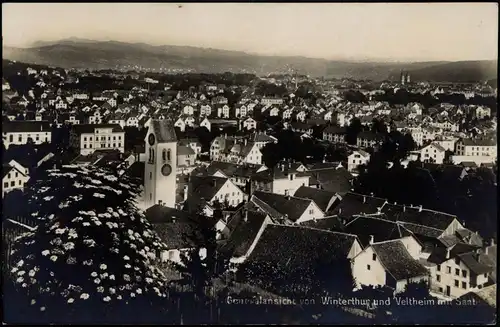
[400,70,406,85]
[406,73,411,84]
[144,119,177,209]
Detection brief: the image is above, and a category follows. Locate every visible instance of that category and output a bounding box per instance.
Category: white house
[200,104,212,117]
[475,106,491,119]
[420,143,447,164]
[2,164,30,198]
[69,124,125,155]
[199,117,211,132]
[348,150,371,172]
[3,121,52,149]
[242,117,257,131]
[426,247,492,299]
[174,117,186,132]
[269,107,280,117]
[352,237,429,294]
[452,138,497,165]
[188,176,247,209]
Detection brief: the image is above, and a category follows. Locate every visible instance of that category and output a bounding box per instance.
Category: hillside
[2,39,496,82]
[388,60,497,83]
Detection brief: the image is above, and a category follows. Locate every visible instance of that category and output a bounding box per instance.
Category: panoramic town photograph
[2,2,497,324]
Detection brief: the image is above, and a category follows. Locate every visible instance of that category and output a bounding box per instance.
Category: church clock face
[148,134,155,146]
[161,164,172,176]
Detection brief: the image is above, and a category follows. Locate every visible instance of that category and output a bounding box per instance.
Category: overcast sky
[2,3,498,62]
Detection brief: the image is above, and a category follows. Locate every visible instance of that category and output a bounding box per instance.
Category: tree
[346,118,362,145]
[173,213,232,323]
[5,165,172,324]
[261,142,283,168]
[370,119,387,134]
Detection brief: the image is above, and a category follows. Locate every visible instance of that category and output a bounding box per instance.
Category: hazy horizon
[2,3,498,62]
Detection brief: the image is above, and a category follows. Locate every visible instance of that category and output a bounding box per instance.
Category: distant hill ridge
[2,38,497,82]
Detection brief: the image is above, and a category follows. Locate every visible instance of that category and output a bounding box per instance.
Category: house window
[372,253,377,261]
[15,172,18,178]
[447,266,451,273]
[309,209,314,215]
[367,265,371,271]
[436,274,441,282]
[84,137,87,141]
[9,135,13,142]
[162,149,167,161]
[484,273,488,278]
[461,282,466,289]
[83,144,87,149]
[3,182,8,188]
[10,181,15,187]
[18,135,22,142]
[89,144,93,148]
[18,180,22,186]
[149,193,152,201]
[289,174,293,181]
[439,287,443,293]
[455,268,460,276]
[149,172,152,180]
[113,136,116,140]
[118,143,121,147]
[454,280,459,287]
[167,149,171,161]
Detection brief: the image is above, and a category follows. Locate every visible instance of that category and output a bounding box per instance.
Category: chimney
[171,216,176,224]
[286,195,291,200]
[339,208,342,215]
[369,235,374,245]
[244,138,248,146]
[446,248,451,259]
[485,247,489,255]
[363,196,366,203]
[403,205,406,212]
[419,205,423,212]
[491,238,495,246]
[244,210,248,222]
[158,200,163,206]
[370,192,374,197]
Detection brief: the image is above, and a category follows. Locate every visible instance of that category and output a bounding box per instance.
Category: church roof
[151,119,177,143]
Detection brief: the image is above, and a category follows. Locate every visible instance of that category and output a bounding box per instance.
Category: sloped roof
[330,192,387,219]
[223,209,268,257]
[177,144,195,156]
[305,168,353,195]
[252,191,312,222]
[293,186,338,212]
[371,240,429,280]
[151,119,177,143]
[189,175,228,201]
[381,203,457,231]
[345,216,413,247]
[144,205,202,249]
[206,161,263,179]
[3,120,52,133]
[247,224,357,269]
[456,284,496,308]
[298,216,344,232]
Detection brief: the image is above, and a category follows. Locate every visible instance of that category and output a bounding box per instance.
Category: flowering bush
[6,165,172,323]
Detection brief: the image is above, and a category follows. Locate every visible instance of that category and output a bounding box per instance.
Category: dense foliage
[5,165,171,323]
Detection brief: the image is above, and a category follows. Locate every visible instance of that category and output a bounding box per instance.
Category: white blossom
[63,242,75,250]
[123,274,130,281]
[43,196,54,201]
[125,264,131,269]
[94,278,101,284]
[103,296,111,302]
[130,293,136,298]
[50,255,58,262]
[16,260,24,267]
[80,293,90,300]
[97,286,104,293]
[55,228,66,235]
[109,274,116,280]
[123,255,130,261]
[17,270,26,276]
[31,299,36,305]
[29,270,36,277]
[93,192,105,198]
[16,277,24,283]
[91,272,98,277]
[41,250,50,256]
[117,295,122,300]
[11,267,19,273]
[136,288,142,294]
[67,298,74,304]
[109,287,116,294]
[82,222,91,227]
[40,307,46,312]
